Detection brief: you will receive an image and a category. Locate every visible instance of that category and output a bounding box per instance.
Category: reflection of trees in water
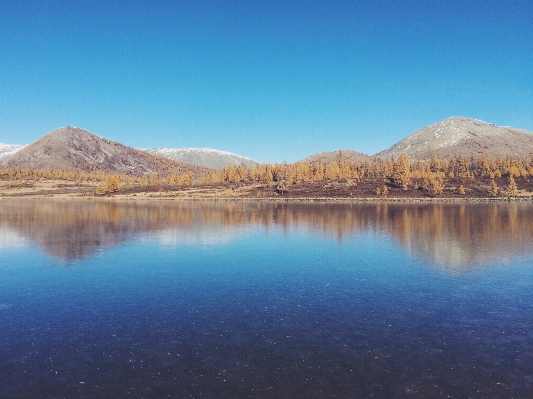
[0,200,532,268]
[374,203,533,269]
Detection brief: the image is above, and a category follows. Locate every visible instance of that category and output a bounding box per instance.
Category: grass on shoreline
[1,176,532,202]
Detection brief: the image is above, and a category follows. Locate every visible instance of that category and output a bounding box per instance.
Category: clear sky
[1,0,532,162]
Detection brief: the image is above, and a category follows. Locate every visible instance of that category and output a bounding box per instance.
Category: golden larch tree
[393,154,410,190]
[507,175,518,196]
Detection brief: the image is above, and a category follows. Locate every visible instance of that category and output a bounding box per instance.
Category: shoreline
[3,172,533,203]
[1,194,532,203]
[2,178,532,203]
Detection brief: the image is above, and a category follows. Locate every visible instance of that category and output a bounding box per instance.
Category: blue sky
[1,0,532,162]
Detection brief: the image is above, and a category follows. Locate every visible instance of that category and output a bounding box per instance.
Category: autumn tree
[325,163,340,181]
[430,156,441,173]
[106,174,121,192]
[383,159,393,178]
[313,165,325,181]
[393,154,410,190]
[451,155,471,178]
[341,163,352,179]
[507,175,518,196]
[423,172,444,195]
[488,179,499,196]
[476,154,491,177]
[262,165,274,185]
[179,173,194,186]
[150,172,160,186]
[94,182,107,195]
[248,165,260,182]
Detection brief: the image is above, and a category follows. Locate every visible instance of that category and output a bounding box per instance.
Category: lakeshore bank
[1,179,532,202]
[1,193,532,203]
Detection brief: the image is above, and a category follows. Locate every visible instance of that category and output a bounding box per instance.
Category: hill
[299,149,371,164]
[5,126,209,176]
[0,143,25,163]
[142,147,258,169]
[376,116,533,160]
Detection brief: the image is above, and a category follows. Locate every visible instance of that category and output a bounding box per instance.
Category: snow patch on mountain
[142,147,259,169]
[375,116,533,159]
[0,143,26,162]
[150,147,254,160]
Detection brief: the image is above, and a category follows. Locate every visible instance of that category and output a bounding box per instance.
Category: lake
[1,199,533,398]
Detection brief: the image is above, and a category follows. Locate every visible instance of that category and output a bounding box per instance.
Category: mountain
[376,116,533,160]
[142,147,259,169]
[299,149,371,164]
[5,126,209,176]
[0,143,25,163]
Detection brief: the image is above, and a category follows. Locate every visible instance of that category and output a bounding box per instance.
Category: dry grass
[1,177,533,202]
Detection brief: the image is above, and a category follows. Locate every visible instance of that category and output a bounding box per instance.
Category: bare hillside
[6,126,209,176]
[142,147,259,169]
[299,149,371,164]
[376,116,533,159]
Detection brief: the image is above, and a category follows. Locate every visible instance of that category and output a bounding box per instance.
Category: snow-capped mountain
[0,143,26,163]
[142,148,259,169]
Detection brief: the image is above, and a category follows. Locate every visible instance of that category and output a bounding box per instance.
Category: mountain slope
[6,126,209,176]
[299,149,371,164]
[143,148,259,169]
[376,116,533,159]
[0,143,25,163]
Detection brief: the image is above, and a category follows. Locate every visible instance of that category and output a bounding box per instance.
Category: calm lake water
[1,199,533,398]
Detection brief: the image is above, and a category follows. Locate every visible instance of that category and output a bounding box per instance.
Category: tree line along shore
[1,152,533,199]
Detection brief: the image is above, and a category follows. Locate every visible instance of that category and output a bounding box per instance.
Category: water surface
[1,200,532,398]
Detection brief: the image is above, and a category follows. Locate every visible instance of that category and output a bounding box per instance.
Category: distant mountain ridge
[0,143,25,162]
[375,116,533,159]
[142,147,258,169]
[3,117,533,172]
[5,126,209,176]
[298,149,371,164]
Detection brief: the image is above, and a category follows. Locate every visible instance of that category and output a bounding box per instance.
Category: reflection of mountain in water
[372,203,533,270]
[0,200,532,269]
[0,200,247,261]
